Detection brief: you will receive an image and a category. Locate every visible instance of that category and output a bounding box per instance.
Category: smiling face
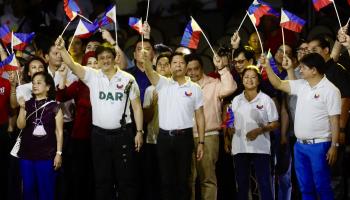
[170,55,187,78]
[242,69,260,91]
[234,52,250,74]
[85,41,100,53]
[97,50,115,72]
[32,74,49,97]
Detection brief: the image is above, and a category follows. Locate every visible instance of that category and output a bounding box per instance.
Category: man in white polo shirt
[143,51,205,200]
[261,53,340,200]
[55,36,143,200]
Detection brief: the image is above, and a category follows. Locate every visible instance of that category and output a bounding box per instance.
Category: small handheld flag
[312,0,332,11]
[0,25,11,46]
[280,9,305,33]
[105,5,117,24]
[64,0,81,21]
[180,18,202,49]
[267,50,281,77]
[0,54,19,72]
[128,17,143,34]
[248,0,279,26]
[73,19,98,39]
[221,107,235,128]
[12,32,35,51]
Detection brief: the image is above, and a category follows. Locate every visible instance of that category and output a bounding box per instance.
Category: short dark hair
[308,35,331,50]
[156,53,171,66]
[169,52,185,63]
[299,53,326,75]
[242,65,262,91]
[154,43,173,55]
[135,37,155,49]
[23,57,48,83]
[95,43,116,58]
[233,46,256,64]
[184,54,203,68]
[31,71,56,100]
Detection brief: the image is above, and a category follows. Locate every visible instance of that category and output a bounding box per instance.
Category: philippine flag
[105,5,117,24]
[180,18,202,49]
[74,19,98,39]
[128,17,143,34]
[280,9,306,33]
[312,0,332,11]
[248,0,272,26]
[259,0,280,17]
[64,0,81,21]
[267,50,281,77]
[0,54,19,72]
[221,107,235,128]
[12,32,35,51]
[0,25,12,46]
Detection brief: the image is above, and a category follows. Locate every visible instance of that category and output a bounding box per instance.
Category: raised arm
[55,36,86,80]
[338,26,350,56]
[260,54,291,94]
[142,50,160,86]
[213,55,236,98]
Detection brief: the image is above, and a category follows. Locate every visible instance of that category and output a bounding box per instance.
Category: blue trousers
[233,153,274,200]
[20,159,57,200]
[294,141,334,200]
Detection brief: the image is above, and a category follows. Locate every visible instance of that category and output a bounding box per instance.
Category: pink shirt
[193,68,237,136]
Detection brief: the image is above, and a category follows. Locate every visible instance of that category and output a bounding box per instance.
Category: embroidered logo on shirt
[256,104,264,109]
[185,91,192,97]
[0,87,5,95]
[314,94,320,99]
[117,84,124,89]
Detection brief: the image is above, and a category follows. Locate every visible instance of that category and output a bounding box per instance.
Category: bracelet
[137,130,144,134]
[198,141,204,145]
[56,151,62,155]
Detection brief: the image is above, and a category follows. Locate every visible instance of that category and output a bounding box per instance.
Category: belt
[93,124,131,135]
[159,128,192,136]
[297,138,331,145]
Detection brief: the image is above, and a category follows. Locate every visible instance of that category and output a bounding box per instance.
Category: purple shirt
[18,98,60,160]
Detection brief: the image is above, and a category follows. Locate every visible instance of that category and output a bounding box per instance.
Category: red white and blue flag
[280,9,306,33]
[0,54,19,72]
[267,51,281,77]
[312,0,332,11]
[128,17,143,34]
[248,0,280,26]
[73,19,98,39]
[96,5,116,28]
[180,18,202,49]
[64,0,81,21]
[12,32,35,51]
[221,107,235,128]
[0,25,11,46]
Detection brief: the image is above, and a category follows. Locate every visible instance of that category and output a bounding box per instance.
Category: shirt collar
[308,75,327,89]
[170,76,192,87]
[240,91,262,103]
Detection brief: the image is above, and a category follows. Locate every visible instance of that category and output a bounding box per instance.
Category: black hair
[241,65,262,91]
[217,45,231,57]
[22,57,48,83]
[95,43,116,58]
[308,35,331,51]
[154,43,173,54]
[184,54,203,68]
[233,46,256,64]
[31,71,56,100]
[156,53,171,66]
[299,53,326,75]
[169,52,185,63]
[135,37,155,49]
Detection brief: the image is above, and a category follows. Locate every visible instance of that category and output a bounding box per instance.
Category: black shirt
[325,59,350,98]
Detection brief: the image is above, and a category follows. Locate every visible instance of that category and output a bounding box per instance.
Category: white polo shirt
[289,76,341,139]
[83,67,140,129]
[231,91,278,155]
[156,76,203,130]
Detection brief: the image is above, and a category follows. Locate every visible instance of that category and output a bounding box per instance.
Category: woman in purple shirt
[17,71,63,200]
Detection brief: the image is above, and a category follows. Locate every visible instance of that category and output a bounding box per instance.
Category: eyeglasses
[233,59,246,65]
[296,48,309,53]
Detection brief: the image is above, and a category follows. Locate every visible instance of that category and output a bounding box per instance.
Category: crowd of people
[1,1,350,200]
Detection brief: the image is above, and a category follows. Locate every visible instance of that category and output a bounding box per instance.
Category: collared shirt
[127,66,151,104]
[193,67,236,137]
[83,68,140,129]
[289,76,341,139]
[156,76,203,130]
[231,91,278,155]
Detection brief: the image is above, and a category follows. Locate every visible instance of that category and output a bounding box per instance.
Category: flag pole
[68,36,74,52]
[78,14,93,24]
[141,18,144,50]
[237,12,248,32]
[281,27,286,56]
[61,21,71,36]
[331,0,343,32]
[246,10,264,54]
[114,5,118,45]
[16,70,21,85]
[145,0,151,22]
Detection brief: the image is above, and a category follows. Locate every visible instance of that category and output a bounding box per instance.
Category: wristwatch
[332,142,340,147]
[56,151,63,155]
[137,130,144,134]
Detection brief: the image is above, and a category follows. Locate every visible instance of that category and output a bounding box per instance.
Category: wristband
[198,141,204,145]
[137,130,144,134]
[56,151,62,155]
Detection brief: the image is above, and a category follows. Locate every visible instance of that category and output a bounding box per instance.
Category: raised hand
[58,63,69,78]
[55,36,65,51]
[101,29,115,45]
[142,21,151,39]
[18,96,25,108]
[281,55,293,70]
[231,32,240,50]
[213,54,224,70]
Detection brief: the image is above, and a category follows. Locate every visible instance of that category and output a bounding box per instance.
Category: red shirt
[56,81,92,139]
[0,77,10,125]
